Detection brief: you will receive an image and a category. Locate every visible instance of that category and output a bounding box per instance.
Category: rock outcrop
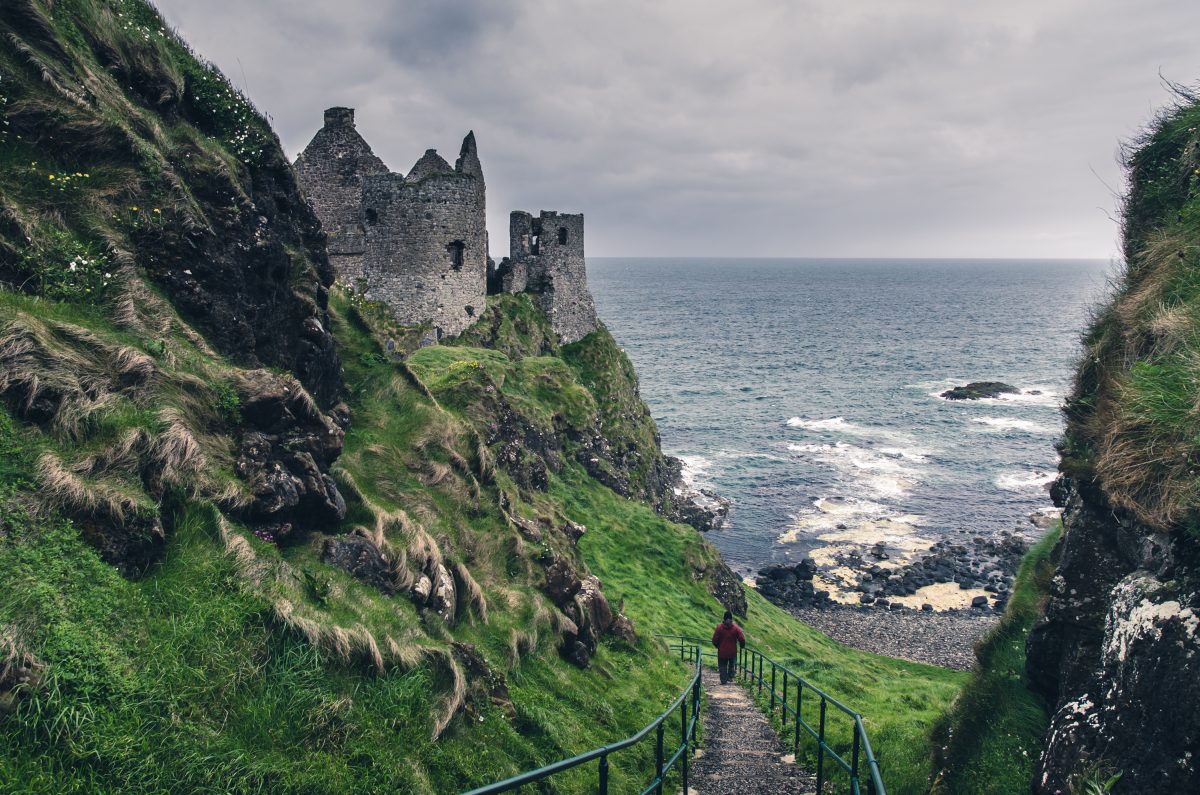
[939,381,1019,401]
[1026,478,1199,792]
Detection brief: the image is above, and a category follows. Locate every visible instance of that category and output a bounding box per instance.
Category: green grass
[929,525,1062,795]
[558,466,967,794]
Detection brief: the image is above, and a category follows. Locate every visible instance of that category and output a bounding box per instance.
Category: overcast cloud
[152,0,1200,259]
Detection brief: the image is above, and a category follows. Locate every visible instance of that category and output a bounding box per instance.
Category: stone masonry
[501,211,597,344]
[295,108,596,343]
[293,108,388,288]
[358,134,487,338]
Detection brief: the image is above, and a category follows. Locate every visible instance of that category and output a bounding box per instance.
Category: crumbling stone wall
[360,134,488,338]
[294,108,389,287]
[505,211,597,344]
[296,109,597,344]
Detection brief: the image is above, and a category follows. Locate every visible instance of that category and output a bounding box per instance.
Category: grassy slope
[0,1,965,791]
[1061,89,1200,534]
[0,285,966,794]
[929,526,1062,794]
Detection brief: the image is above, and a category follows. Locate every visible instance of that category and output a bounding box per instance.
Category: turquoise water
[587,258,1112,578]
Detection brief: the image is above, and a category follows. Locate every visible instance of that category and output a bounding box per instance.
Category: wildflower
[48,174,54,180]
[153,208,161,214]
[131,206,139,211]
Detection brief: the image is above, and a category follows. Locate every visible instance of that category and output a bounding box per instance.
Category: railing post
[816,697,827,793]
[757,654,763,694]
[681,694,689,794]
[599,753,609,795]
[794,685,801,756]
[851,719,862,792]
[770,663,777,715]
[655,722,665,795]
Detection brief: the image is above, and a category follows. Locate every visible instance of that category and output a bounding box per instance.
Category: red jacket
[712,622,746,660]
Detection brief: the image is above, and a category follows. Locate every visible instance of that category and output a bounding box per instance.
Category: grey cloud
[152,0,1200,258]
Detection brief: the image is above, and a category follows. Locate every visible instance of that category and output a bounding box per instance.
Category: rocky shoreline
[786,603,997,670]
[748,510,1060,669]
[757,529,1033,614]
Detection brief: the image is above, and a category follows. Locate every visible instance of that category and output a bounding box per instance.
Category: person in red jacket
[712,610,746,684]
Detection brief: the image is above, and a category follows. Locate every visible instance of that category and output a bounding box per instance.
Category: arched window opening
[365,208,379,225]
[448,240,466,270]
[557,227,568,245]
[530,233,540,256]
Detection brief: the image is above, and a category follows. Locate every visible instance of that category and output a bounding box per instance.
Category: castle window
[365,208,378,225]
[530,234,540,256]
[448,240,466,270]
[558,227,568,245]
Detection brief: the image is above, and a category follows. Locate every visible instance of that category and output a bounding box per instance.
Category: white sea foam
[787,441,923,498]
[786,416,859,431]
[996,470,1056,491]
[677,455,713,489]
[971,417,1056,434]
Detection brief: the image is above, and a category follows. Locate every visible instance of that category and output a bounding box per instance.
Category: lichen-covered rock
[234,372,346,536]
[429,563,457,623]
[321,534,400,595]
[543,555,582,608]
[1027,477,1200,792]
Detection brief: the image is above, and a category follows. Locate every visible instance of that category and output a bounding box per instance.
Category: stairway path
[689,668,816,795]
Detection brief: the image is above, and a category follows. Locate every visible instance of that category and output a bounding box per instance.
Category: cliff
[1025,87,1200,792]
[0,3,965,792]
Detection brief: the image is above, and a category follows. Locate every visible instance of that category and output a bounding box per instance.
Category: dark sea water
[587,258,1113,581]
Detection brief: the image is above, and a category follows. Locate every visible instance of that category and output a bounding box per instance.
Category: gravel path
[691,668,815,794]
[788,604,998,671]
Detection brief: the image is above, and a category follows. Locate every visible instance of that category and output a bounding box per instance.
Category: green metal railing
[463,634,886,795]
[721,638,886,795]
[461,639,704,795]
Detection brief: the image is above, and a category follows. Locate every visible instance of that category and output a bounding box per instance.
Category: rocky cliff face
[0,0,345,568]
[1027,478,1198,791]
[1026,90,1200,792]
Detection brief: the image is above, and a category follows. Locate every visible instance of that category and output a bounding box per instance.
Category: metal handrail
[463,633,886,795]
[664,633,888,795]
[461,639,704,795]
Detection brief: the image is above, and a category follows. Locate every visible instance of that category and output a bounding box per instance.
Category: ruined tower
[504,211,598,344]
[294,107,389,287]
[360,132,488,338]
[295,108,598,345]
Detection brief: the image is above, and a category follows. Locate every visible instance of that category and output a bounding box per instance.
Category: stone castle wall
[361,151,487,338]
[295,109,595,343]
[294,108,389,287]
[507,211,597,344]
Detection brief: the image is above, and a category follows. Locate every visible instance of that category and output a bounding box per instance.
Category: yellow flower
[153,208,161,214]
[131,206,139,211]
[48,174,54,180]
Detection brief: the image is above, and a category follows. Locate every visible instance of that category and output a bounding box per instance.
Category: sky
[151,0,1200,259]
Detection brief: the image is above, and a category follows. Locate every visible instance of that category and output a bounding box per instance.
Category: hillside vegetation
[1021,86,1200,792]
[0,1,964,793]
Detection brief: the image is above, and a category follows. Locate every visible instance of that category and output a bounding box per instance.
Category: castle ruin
[295,108,597,344]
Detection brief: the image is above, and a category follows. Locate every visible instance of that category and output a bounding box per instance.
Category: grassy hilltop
[0,1,964,793]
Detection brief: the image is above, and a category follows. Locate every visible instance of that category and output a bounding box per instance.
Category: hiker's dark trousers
[718,656,736,684]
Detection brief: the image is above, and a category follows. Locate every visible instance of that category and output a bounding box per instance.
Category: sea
[586,258,1113,582]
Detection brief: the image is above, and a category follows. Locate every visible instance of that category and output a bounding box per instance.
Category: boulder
[321,534,399,595]
[543,555,582,608]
